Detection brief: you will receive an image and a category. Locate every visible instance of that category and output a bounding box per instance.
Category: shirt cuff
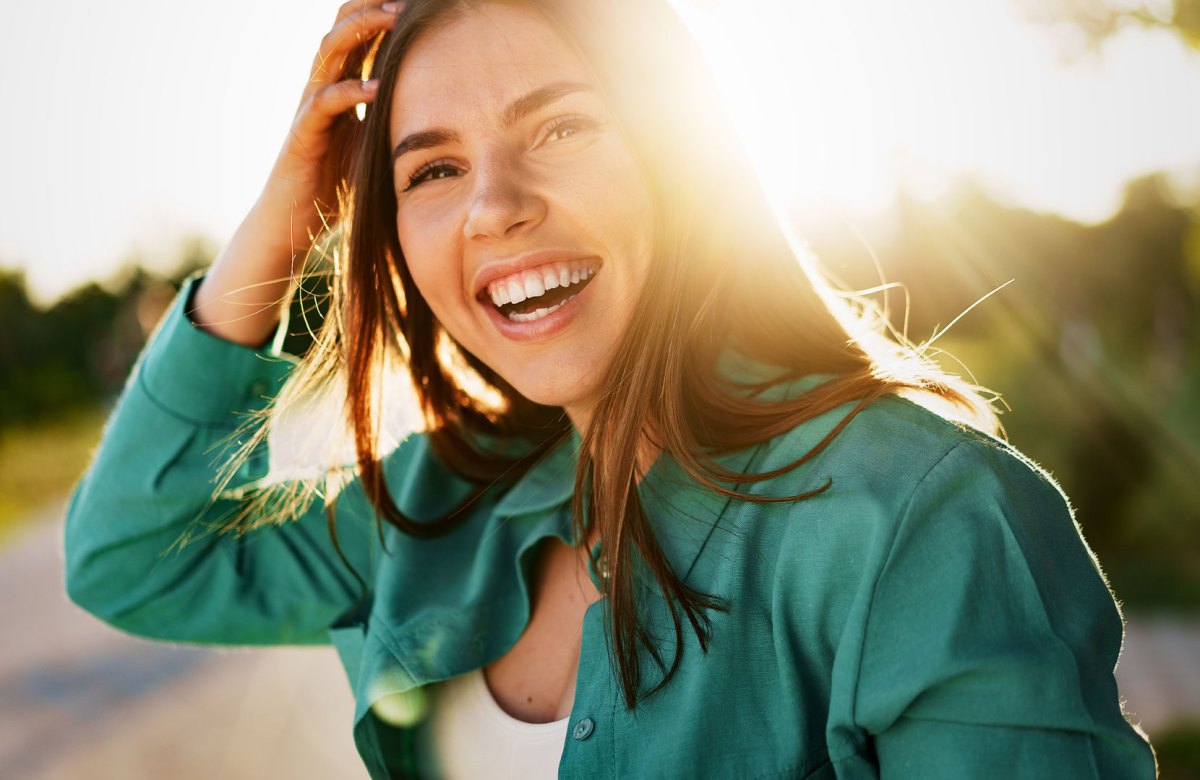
[137,274,297,425]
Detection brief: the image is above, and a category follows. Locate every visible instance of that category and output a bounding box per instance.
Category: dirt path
[0,505,365,779]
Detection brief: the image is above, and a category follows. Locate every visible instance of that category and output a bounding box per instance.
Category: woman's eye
[546,123,581,143]
[542,116,595,145]
[404,162,461,191]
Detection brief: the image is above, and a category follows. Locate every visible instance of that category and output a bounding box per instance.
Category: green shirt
[64,278,1156,778]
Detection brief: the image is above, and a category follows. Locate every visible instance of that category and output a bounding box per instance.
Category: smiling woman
[387,11,655,415]
[62,0,1157,778]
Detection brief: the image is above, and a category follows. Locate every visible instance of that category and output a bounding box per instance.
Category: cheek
[603,164,656,284]
[555,145,656,270]
[396,213,465,322]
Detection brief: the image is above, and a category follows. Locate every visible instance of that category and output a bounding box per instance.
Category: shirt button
[248,379,269,397]
[571,717,595,741]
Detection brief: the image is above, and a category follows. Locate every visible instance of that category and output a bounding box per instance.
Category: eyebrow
[500,80,593,127]
[391,80,595,162]
[392,129,460,161]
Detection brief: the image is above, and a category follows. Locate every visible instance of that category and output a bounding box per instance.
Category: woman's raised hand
[190,1,402,348]
[267,0,403,243]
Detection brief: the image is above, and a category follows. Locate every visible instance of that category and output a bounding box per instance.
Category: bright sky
[4,0,1200,304]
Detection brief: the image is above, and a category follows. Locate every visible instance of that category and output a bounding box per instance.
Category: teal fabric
[64,278,1157,778]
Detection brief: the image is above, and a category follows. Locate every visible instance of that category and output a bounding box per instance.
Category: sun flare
[674,2,900,214]
[674,0,1200,223]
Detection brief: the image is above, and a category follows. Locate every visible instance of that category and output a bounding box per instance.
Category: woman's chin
[502,367,601,421]
[509,383,586,414]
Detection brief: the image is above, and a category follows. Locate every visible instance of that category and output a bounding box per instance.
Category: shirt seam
[838,438,968,757]
[136,358,274,430]
[953,440,1107,777]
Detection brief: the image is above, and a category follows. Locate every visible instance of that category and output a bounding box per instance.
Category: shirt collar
[398,424,757,547]
[491,430,768,589]
[492,430,581,519]
[491,352,822,580]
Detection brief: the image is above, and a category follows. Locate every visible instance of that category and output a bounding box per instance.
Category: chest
[483,537,605,722]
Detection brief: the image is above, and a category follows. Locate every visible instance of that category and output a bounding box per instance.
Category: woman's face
[389,3,655,425]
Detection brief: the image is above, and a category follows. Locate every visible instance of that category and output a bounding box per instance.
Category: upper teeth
[486,262,596,307]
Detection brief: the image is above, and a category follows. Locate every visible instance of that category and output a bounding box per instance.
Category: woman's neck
[565,402,660,485]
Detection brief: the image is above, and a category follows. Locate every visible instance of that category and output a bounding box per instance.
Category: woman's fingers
[310,3,402,85]
[333,0,390,25]
[301,79,381,135]
[256,2,399,250]
[189,1,403,346]
[271,76,379,197]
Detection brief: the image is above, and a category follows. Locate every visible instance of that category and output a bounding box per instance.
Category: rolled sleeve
[64,275,377,646]
[137,274,295,425]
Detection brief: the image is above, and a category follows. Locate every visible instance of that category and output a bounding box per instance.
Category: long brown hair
[223,0,998,710]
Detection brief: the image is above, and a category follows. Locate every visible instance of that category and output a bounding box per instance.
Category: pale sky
[3,0,1200,304]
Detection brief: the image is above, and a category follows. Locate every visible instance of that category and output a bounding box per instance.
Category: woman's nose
[462,158,546,241]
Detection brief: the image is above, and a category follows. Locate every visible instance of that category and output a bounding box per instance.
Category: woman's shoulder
[754,384,1065,514]
[748,391,1149,777]
[754,385,1126,702]
[741,382,1095,605]
[717,352,1040,507]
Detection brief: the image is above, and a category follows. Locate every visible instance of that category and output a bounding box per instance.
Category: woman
[64,0,1157,777]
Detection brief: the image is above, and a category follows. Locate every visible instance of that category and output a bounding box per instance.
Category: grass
[0,405,108,546]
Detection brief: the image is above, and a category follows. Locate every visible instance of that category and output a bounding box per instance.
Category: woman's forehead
[391,4,595,134]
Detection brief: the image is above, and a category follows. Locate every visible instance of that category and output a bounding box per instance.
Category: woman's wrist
[188,209,299,348]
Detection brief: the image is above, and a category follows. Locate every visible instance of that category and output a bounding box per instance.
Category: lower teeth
[506,294,576,323]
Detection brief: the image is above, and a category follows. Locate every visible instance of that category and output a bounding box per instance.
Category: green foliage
[0,238,215,431]
[1155,720,1200,780]
[0,406,108,542]
[0,234,330,543]
[1015,0,1200,51]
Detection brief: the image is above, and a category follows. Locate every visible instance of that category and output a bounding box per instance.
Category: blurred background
[2,0,1199,777]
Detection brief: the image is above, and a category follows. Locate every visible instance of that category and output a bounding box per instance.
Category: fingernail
[381,2,400,12]
[363,79,380,92]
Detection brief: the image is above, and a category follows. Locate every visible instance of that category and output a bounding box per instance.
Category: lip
[470,249,602,299]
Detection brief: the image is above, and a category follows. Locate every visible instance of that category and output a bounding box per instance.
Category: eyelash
[404,158,461,192]
[401,114,600,192]
[539,114,594,144]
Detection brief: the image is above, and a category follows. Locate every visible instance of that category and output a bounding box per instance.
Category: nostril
[463,179,546,241]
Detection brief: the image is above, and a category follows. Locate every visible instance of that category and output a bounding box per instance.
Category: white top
[423,668,570,779]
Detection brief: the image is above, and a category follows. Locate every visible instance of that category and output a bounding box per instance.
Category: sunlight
[675,0,1200,223]
[6,0,1200,301]
[675,2,899,214]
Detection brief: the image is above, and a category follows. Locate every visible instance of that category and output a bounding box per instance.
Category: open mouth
[479,260,600,323]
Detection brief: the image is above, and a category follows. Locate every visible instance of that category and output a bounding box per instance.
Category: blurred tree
[1014,0,1200,51]
[0,269,43,428]
[0,235,219,432]
[0,232,331,435]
